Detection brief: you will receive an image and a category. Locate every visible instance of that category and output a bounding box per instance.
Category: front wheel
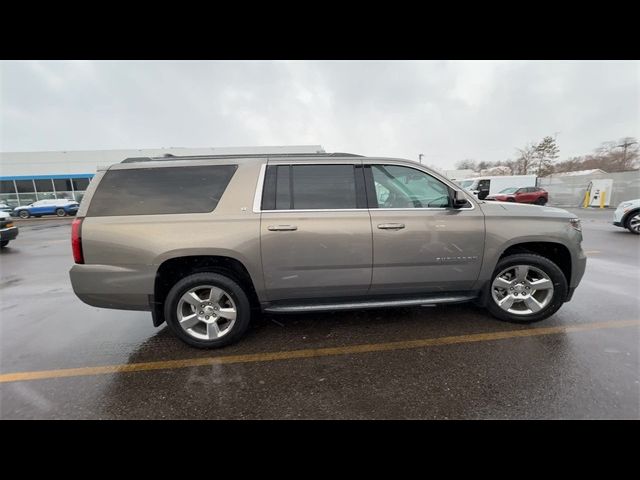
[485,253,568,324]
[626,211,640,234]
[55,208,66,217]
[0,240,8,248]
[164,272,251,348]
[18,210,29,219]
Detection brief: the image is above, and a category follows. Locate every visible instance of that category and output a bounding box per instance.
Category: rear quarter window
[87,165,237,216]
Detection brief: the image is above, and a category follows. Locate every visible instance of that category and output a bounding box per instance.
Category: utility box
[584,179,614,207]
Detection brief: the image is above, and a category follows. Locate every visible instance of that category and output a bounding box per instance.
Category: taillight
[71,217,84,264]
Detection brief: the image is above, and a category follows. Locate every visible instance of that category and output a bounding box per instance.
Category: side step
[263,294,477,314]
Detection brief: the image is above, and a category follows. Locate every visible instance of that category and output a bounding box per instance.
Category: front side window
[371,165,451,208]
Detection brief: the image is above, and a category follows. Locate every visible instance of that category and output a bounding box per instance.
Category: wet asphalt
[0,208,638,419]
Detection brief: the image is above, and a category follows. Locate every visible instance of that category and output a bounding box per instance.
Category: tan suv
[69,153,586,348]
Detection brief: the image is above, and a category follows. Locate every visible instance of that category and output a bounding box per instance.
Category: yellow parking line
[1,319,638,384]
[585,250,600,255]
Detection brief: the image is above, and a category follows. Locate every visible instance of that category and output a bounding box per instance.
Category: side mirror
[452,189,469,208]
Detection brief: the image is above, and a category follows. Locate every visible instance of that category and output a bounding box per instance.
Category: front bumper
[0,226,19,242]
[613,207,625,227]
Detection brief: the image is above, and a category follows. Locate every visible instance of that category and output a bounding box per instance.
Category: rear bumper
[0,226,18,242]
[69,263,156,311]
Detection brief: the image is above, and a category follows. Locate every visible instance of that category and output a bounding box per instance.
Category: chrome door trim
[252,163,268,213]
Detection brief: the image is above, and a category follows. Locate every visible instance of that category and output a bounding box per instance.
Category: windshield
[458,180,474,189]
[499,188,518,194]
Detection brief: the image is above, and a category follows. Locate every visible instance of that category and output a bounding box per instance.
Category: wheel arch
[152,254,261,327]
[498,241,571,287]
[623,208,640,229]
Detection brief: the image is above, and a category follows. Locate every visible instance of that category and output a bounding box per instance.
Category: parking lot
[0,208,638,419]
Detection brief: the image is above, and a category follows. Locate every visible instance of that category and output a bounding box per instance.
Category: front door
[366,163,485,295]
[260,162,373,301]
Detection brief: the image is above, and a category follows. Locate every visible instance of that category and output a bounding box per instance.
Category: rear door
[259,161,373,301]
[366,163,485,295]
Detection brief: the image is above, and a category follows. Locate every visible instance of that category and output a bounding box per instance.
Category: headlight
[569,218,582,232]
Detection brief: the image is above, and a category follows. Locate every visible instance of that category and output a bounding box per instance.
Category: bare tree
[455,159,478,170]
[514,143,537,175]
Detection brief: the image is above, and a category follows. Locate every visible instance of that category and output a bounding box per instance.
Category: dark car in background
[485,187,548,205]
[0,211,18,247]
[13,199,79,218]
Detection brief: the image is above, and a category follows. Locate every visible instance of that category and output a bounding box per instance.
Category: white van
[458,175,538,200]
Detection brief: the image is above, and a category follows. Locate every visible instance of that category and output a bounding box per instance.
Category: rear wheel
[486,253,567,324]
[18,210,29,219]
[55,208,66,217]
[535,197,547,205]
[164,272,251,348]
[626,211,640,234]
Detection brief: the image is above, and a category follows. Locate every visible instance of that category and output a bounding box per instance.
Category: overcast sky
[1,60,638,169]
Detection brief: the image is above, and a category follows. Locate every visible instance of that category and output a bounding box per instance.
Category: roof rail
[120,152,363,163]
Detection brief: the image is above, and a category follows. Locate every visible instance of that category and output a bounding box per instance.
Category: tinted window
[73,178,90,191]
[292,165,356,209]
[371,165,450,208]
[34,179,54,192]
[275,165,292,209]
[87,165,237,217]
[15,180,35,193]
[262,165,358,210]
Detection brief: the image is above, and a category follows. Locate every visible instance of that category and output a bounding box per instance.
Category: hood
[478,200,574,219]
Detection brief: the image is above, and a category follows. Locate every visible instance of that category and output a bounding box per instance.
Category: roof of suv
[105,152,427,173]
[120,152,364,164]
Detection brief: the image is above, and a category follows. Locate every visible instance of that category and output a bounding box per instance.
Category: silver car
[69,153,587,348]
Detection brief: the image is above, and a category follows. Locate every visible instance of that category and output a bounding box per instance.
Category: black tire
[624,210,640,235]
[18,210,29,219]
[506,198,515,202]
[164,272,251,348]
[485,253,568,324]
[535,197,547,205]
[0,240,8,248]
[55,208,66,217]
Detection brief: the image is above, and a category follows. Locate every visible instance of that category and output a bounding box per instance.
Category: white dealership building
[0,145,325,207]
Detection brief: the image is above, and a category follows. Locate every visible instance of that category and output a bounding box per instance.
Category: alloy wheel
[176,285,237,340]
[491,264,554,315]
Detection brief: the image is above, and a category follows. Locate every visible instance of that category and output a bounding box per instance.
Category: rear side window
[262,164,364,210]
[87,165,237,216]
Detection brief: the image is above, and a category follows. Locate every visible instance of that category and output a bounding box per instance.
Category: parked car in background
[0,203,14,214]
[0,211,19,247]
[613,199,640,234]
[13,199,79,219]
[458,175,538,200]
[485,187,549,205]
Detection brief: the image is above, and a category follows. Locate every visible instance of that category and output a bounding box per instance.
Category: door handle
[268,225,298,231]
[377,223,405,230]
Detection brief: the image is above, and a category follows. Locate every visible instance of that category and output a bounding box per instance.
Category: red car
[485,187,548,205]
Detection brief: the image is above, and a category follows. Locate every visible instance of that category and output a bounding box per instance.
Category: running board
[263,294,477,313]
